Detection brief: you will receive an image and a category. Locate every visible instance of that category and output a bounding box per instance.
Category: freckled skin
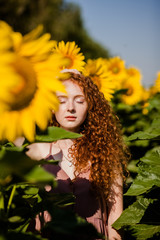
[55,80,88,133]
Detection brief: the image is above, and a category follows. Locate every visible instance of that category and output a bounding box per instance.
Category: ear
[52,110,55,114]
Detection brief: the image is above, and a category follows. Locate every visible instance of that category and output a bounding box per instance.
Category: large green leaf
[127,131,160,141]
[0,147,56,185]
[125,151,160,196]
[127,118,160,141]
[141,150,160,166]
[130,224,160,240]
[35,126,82,142]
[124,174,160,196]
[112,198,153,230]
[0,147,36,182]
[25,166,55,183]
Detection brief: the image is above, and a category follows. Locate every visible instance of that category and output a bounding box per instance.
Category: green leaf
[8,216,23,223]
[112,198,153,230]
[127,160,139,173]
[24,166,56,184]
[0,148,57,185]
[39,159,59,165]
[3,145,26,152]
[127,118,160,141]
[151,118,160,128]
[127,131,160,141]
[130,224,160,240]
[141,150,160,166]
[124,174,160,196]
[125,151,160,196]
[23,187,39,195]
[35,126,82,142]
[0,148,37,182]
[115,102,133,112]
[148,93,160,111]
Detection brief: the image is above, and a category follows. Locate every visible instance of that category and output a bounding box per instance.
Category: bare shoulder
[14,137,60,161]
[26,141,60,161]
[26,143,51,160]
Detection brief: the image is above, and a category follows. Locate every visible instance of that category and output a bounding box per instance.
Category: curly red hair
[51,73,129,199]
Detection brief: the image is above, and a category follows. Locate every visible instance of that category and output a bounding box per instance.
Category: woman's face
[55,80,88,132]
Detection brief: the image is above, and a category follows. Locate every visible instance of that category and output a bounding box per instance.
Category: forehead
[57,80,84,96]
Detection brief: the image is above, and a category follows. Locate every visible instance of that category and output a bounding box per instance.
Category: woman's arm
[14,137,52,161]
[107,175,123,240]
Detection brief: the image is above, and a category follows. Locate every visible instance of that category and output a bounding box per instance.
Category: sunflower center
[10,56,37,110]
[126,85,134,96]
[62,56,73,69]
[112,66,119,74]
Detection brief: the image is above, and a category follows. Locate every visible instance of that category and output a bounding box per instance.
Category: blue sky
[65,0,160,87]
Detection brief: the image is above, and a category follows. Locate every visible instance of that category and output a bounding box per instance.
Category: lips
[65,116,77,121]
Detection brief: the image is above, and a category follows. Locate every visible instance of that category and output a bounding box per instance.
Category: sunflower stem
[7,185,16,215]
[23,143,30,148]
[0,191,5,210]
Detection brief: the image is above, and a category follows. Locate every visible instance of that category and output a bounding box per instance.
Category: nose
[67,100,75,113]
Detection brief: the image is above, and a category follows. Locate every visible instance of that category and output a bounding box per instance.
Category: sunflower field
[0,20,160,240]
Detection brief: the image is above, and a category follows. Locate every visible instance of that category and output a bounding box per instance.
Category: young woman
[26,70,129,240]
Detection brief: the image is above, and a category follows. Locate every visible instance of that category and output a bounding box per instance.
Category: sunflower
[148,72,160,97]
[121,80,143,105]
[0,21,20,113]
[140,87,150,115]
[154,72,160,92]
[53,41,85,71]
[126,67,142,82]
[120,66,143,105]
[141,87,150,102]
[121,69,143,105]
[0,21,65,142]
[12,25,57,62]
[83,58,115,101]
[106,56,127,89]
[142,102,149,115]
[149,85,158,97]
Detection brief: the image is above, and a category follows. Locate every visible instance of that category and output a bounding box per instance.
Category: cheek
[83,109,88,120]
[55,104,65,115]
[79,105,88,120]
[55,106,63,121]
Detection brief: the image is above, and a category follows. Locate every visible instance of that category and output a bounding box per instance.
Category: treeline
[0,0,110,59]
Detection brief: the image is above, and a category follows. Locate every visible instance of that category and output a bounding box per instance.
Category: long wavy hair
[51,72,129,199]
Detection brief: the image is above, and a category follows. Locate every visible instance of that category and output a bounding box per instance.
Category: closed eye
[75,97,85,104]
[57,96,67,104]
[76,100,84,104]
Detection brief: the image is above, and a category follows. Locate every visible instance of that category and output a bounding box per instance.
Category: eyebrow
[57,95,67,97]
[57,94,85,98]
